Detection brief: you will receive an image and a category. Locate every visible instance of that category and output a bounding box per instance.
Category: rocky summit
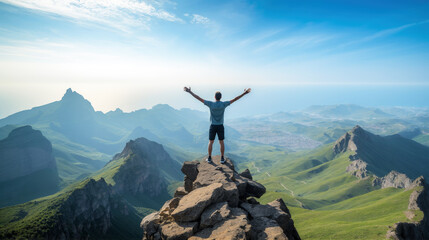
[140,156,301,240]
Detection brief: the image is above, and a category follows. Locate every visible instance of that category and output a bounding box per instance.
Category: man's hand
[184,87,204,103]
[184,87,191,93]
[230,88,251,104]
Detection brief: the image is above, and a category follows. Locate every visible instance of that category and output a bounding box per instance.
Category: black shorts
[209,124,225,141]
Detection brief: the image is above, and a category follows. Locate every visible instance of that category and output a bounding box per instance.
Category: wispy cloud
[340,20,429,48]
[186,14,210,25]
[254,34,335,53]
[238,29,282,47]
[1,0,182,31]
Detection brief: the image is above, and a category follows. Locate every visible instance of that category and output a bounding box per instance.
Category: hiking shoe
[220,156,226,164]
[206,156,212,163]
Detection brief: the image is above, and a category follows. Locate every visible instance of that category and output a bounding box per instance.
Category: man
[184,87,251,164]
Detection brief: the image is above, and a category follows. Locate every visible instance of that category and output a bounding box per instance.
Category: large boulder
[171,183,224,222]
[200,202,231,228]
[190,208,250,240]
[160,221,198,240]
[250,217,288,240]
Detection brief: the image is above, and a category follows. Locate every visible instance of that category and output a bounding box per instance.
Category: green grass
[413,134,429,146]
[259,187,418,240]
[245,139,427,240]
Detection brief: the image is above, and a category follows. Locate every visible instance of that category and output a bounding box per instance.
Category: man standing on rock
[184,87,251,164]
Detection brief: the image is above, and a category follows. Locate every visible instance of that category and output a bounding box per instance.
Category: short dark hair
[215,91,222,101]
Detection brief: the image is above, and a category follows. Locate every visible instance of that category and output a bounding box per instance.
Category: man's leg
[207,125,215,162]
[219,140,225,157]
[218,124,226,163]
[208,140,214,156]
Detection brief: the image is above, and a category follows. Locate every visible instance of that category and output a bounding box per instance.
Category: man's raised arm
[184,87,204,103]
[230,88,251,104]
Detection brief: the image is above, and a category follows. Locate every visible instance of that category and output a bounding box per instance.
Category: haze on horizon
[0,0,428,118]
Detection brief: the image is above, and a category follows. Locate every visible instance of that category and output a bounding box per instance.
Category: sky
[0,0,428,118]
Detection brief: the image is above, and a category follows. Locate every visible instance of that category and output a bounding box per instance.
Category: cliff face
[387,177,429,240]
[141,156,301,240]
[48,178,115,240]
[0,125,59,207]
[372,171,414,189]
[0,125,58,182]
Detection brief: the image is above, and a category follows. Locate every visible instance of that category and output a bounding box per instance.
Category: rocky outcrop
[386,177,429,240]
[0,125,59,207]
[372,171,414,189]
[141,156,301,240]
[346,158,368,179]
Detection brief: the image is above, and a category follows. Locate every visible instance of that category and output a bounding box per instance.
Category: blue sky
[0,0,428,117]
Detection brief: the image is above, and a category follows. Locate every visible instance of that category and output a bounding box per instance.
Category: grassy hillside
[414,134,429,146]
[244,133,426,239]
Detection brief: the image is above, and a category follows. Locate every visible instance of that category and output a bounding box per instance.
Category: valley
[1,89,429,239]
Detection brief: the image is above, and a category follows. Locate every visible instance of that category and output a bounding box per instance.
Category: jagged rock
[184,176,194,192]
[268,198,291,216]
[240,169,253,180]
[245,178,266,198]
[200,202,231,228]
[141,212,161,236]
[241,199,298,239]
[160,221,198,240]
[190,208,250,240]
[173,187,187,198]
[247,198,259,205]
[182,161,199,182]
[141,156,300,240]
[387,177,429,240]
[171,183,225,222]
[378,171,413,189]
[346,159,368,179]
[267,199,300,240]
[241,202,281,219]
[223,182,240,207]
[250,217,288,240]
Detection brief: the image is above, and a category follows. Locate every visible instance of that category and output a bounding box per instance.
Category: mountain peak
[58,88,95,114]
[151,104,175,111]
[350,125,366,136]
[333,125,371,154]
[61,88,84,101]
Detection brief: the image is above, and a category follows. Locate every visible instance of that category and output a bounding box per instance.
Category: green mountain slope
[244,126,429,239]
[0,137,182,239]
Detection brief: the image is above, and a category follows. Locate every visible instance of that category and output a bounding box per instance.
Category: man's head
[215,91,222,101]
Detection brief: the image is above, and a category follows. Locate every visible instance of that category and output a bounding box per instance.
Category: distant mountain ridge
[334,125,429,181]
[0,88,207,186]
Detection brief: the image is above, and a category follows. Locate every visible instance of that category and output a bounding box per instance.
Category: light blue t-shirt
[204,100,230,125]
